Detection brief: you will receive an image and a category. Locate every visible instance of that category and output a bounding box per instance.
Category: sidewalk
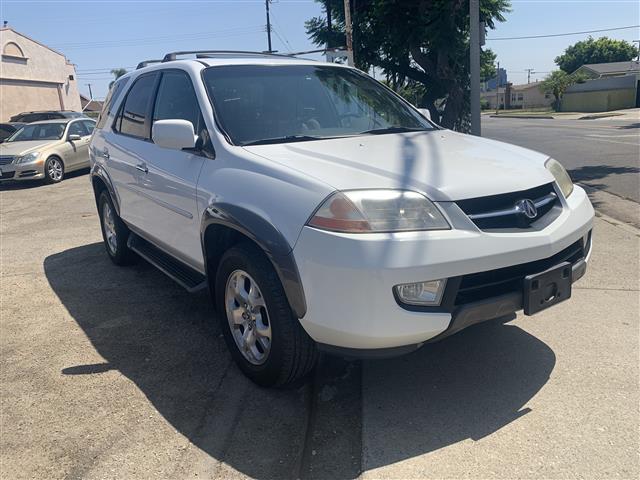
[361,215,639,478]
[485,107,640,121]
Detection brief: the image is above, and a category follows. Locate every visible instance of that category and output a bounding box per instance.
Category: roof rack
[136,59,163,69]
[161,50,291,62]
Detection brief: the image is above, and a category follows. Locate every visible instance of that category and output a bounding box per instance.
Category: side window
[68,121,88,137]
[96,77,130,129]
[81,120,95,135]
[152,71,202,133]
[115,73,157,139]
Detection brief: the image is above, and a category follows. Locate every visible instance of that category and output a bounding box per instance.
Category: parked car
[0,122,25,143]
[9,110,85,123]
[0,118,95,183]
[89,51,594,387]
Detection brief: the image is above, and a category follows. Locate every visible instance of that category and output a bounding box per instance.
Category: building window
[3,41,25,58]
[511,94,516,102]
[517,93,524,101]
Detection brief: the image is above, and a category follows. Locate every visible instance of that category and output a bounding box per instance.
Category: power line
[488,25,639,41]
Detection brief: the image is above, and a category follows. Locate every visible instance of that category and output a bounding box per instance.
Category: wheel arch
[90,166,120,215]
[202,203,307,319]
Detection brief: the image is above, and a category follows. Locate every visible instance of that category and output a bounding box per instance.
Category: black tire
[43,156,64,184]
[215,242,318,387]
[98,191,136,266]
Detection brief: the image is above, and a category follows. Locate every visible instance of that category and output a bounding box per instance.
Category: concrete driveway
[1,173,638,479]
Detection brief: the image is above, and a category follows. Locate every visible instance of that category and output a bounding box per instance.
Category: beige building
[508,82,554,109]
[481,82,554,110]
[0,27,81,122]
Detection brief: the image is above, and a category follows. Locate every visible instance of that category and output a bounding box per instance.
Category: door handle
[135,163,148,173]
[101,148,110,160]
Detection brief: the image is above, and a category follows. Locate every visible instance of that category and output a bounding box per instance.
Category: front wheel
[215,243,317,387]
[43,156,64,184]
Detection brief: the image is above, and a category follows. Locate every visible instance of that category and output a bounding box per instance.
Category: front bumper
[0,161,45,181]
[293,185,594,352]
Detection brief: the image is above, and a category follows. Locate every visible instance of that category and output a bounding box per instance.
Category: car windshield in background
[202,65,434,146]
[7,123,66,142]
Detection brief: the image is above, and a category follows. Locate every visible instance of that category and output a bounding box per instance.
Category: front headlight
[308,189,450,233]
[545,158,573,198]
[15,151,41,164]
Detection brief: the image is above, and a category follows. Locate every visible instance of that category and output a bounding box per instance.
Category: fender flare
[90,165,120,215]
[201,203,307,319]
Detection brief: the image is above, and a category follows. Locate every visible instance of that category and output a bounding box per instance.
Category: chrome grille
[456,183,560,230]
[0,156,15,166]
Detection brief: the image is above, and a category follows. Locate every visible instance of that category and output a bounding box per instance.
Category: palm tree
[109,68,127,88]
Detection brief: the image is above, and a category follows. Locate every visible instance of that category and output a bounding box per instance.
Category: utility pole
[525,68,535,84]
[495,61,500,116]
[85,83,93,100]
[265,0,273,53]
[469,0,481,135]
[326,0,332,47]
[343,0,354,66]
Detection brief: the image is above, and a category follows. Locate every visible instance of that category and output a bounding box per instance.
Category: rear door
[102,72,159,229]
[133,69,207,270]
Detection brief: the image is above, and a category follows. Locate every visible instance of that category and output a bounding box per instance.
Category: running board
[127,233,207,292]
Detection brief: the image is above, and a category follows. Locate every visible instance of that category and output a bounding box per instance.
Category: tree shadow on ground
[44,243,555,479]
[568,164,639,184]
[614,122,640,130]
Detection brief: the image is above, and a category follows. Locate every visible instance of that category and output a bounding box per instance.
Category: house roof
[510,81,543,91]
[0,27,74,65]
[577,60,640,76]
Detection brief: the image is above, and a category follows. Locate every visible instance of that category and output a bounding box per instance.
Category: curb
[578,113,624,120]
[489,115,554,119]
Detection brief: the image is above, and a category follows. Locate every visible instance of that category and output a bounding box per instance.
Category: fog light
[394,279,446,306]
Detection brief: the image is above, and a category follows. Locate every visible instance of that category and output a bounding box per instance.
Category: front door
[65,120,91,169]
[132,69,207,271]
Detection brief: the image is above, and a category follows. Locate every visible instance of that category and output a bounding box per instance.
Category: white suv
[89,51,594,387]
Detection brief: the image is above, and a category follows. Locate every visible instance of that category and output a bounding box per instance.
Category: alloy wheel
[47,158,63,182]
[102,202,117,255]
[225,269,272,365]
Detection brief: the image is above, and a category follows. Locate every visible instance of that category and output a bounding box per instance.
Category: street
[483,115,639,226]
[1,171,638,479]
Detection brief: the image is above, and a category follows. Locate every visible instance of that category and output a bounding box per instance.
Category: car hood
[0,140,56,156]
[243,130,555,201]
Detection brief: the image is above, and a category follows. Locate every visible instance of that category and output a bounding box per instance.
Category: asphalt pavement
[482,115,639,226]
[1,167,639,478]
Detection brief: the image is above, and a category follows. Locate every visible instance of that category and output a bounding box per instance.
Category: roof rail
[136,59,163,69]
[162,50,291,62]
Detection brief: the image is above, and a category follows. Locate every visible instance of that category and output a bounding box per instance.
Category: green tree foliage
[305,0,511,130]
[540,70,587,111]
[481,48,497,81]
[555,37,639,73]
[109,68,127,88]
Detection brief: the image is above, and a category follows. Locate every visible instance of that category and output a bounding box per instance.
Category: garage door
[0,80,62,121]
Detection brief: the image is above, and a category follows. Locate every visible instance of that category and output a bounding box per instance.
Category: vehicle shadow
[44,243,555,479]
[0,167,89,190]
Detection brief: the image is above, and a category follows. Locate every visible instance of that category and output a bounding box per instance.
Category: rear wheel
[215,243,317,387]
[43,156,64,184]
[98,191,136,265]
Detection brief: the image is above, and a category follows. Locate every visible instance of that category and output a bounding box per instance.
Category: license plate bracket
[523,261,572,315]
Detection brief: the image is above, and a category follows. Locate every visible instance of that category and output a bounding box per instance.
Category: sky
[1,0,638,100]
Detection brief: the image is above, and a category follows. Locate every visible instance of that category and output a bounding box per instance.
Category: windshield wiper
[359,126,430,135]
[242,135,324,146]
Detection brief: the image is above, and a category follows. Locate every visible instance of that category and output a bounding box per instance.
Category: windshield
[202,65,434,146]
[6,123,66,142]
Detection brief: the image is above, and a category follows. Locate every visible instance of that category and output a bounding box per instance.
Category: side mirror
[152,119,197,151]
[68,134,81,141]
[417,108,432,121]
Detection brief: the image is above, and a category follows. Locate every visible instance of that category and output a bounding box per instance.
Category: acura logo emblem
[515,198,537,219]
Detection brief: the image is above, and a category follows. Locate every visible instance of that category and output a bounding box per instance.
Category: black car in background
[9,111,85,123]
[0,123,25,143]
